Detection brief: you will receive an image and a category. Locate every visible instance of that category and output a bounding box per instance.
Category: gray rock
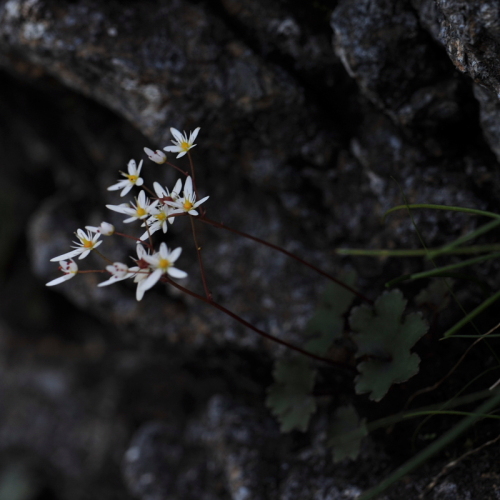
[1,0,500,499]
[434,1,500,97]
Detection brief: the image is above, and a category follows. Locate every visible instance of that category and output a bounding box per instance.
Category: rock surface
[1,0,500,499]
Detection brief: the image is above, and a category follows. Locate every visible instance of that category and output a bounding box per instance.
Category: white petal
[136,160,143,175]
[78,249,91,260]
[169,247,182,262]
[108,179,129,191]
[139,231,149,241]
[120,183,134,197]
[97,276,121,287]
[172,179,183,198]
[46,274,74,286]
[170,127,183,142]
[136,281,147,301]
[190,127,200,142]
[136,245,147,259]
[187,209,199,216]
[50,249,82,262]
[127,159,137,174]
[167,267,188,279]
[106,203,131,214]
[176,151,187,158]
[136,178,144,186]
[159,242,168,258]
[137,190,147,205]
[141,268,163,292]
[193,196,209,207]
[164,145,182,153]
[184,176,193,197]
[153,182,167,199]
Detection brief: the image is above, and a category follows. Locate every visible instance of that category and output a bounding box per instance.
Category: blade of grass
[427,219,500,259]
[443,290,500,338]
[384,204,500,221]
[385,252,500,287]
[336,244,500,257]
[358,390,500,500]
[404,410,500,420]
[391,180,484,342]
[410,365,500,448]
[450,335,500,338]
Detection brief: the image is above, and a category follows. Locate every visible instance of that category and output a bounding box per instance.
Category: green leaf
[327,405,368,462]
[305,271,356,355]
[349,290,428,401]
[266,358,317,433]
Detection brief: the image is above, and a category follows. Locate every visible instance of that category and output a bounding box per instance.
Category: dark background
[1,0,500,498]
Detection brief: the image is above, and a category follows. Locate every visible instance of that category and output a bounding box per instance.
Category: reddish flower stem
[163,276,356,372]
[196,216,373,304]
[115,232,153,250]
[166,161,188,177]
[189,215,212,300]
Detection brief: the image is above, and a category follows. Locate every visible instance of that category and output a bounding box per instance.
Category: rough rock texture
[2,0,500,499]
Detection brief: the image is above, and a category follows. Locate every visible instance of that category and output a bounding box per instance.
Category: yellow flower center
[183,200,194,211]
[180,141,190,152]
[158,258,171,270]
[136,207,147,217]
[82,239,93,248]
[155,212,167,221]
[127,174,139,183]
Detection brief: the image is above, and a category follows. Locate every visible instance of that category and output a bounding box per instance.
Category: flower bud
[144,147,167,164]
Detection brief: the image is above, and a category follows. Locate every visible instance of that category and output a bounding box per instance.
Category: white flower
[46,259,78,286]
[86,222,115,236]
[139,204,174,241]
[107,159,144,197]
[163,127,200,158]
[128,245,153,301]
[50,229,102,261]
[169,176,209,216]
[140,243,187,295]
[138,179,184,241]
[106,190,158,223]
[144,147,167,164]
[153,178,183,204]
[97,262,136,287]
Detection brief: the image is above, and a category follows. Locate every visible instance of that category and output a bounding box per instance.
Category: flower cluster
[46,127,208,301]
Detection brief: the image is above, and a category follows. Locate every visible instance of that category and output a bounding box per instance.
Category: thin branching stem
[163,276,356,372]
[189,215,212,300]
[93,249,113,264]
[166,161,188,177]
[114,231,153,250]
[197,215,373,304]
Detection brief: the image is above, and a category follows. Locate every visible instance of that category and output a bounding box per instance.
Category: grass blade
[358,390,500,500]
[443,290,500,338]
[336,245,500,257]
[384,204,500,221]
[427,219,500,259]
[385,253,500,287]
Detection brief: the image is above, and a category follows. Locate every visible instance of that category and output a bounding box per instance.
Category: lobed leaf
[327,405,368,463]
[266,358,317,433]
[305,271,356,355]
[350,290,428,401]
